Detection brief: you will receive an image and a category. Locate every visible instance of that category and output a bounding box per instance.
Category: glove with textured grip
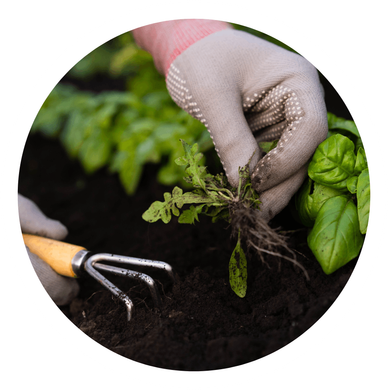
[134,21,328,220]
[19,194,79,306]
[166,29,328,220]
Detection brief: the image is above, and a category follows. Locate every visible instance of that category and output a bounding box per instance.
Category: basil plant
[295,113,370,274]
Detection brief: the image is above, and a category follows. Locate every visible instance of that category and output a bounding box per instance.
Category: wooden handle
[23,234,86,278]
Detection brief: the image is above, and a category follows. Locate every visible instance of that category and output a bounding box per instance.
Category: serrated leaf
[194,152,204,163]
[174,156,188,166]
[179,139,210,192]
[142,187,222,224]
[178,204,205,224]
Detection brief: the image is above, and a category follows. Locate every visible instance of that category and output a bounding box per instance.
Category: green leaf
[59,110,89,157]
[346,176,358,194]
[327,112,360,139]
[355,137,364,151]
[116,151,143,195]
[357,169,370,234]
[307,196,364,274]
[136,137,159,164]
[174,156,188,166]
[295,180,315,226]
[229,234,248,298]
[296,178,344,227]
[354,147,368,175]
[179,139,210,192]
[144,194,173,224]
[258,140,278,154]
[142,187,221,224]
[78,129,112,173]
[126,117,156,134]
[178,204,205,224]
[308,134,356,190]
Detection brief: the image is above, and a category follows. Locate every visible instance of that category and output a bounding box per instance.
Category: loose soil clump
[19,133,357,371]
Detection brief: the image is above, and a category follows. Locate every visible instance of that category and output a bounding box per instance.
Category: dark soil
[18,129,357,371]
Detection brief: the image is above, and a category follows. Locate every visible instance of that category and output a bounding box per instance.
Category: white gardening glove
[19,194,79,305]
[165,29,328,220]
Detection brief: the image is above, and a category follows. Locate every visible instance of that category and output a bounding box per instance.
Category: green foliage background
[31,32,213,194]
[30,25,292,195]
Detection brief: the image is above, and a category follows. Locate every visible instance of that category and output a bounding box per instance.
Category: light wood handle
[23,234,86,278]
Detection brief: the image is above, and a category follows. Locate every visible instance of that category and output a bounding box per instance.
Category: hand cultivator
[23,234,177,321]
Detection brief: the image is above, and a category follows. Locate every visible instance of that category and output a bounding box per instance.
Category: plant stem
[237,175,242,200]
[217,191,232,201]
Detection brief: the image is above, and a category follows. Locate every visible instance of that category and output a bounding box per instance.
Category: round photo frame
[0,0,388,390]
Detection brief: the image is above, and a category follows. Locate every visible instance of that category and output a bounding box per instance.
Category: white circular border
[0,0,388,390]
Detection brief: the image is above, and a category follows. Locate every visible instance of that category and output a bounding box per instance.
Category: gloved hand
[167,29,329,221]
[18,194,79,305]
[134,22,328,220]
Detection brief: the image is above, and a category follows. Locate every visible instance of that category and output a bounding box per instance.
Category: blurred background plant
[30,25,295,195]
[30,31,214,195]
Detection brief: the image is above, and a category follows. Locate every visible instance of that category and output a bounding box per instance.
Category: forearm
[132,19,232,76]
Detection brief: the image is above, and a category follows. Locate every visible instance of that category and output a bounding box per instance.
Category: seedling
[143,140,307,297]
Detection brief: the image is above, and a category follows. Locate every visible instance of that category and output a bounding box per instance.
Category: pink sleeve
[132,19,232,76]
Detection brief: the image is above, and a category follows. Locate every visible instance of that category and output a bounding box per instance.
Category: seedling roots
[229,202,309,280]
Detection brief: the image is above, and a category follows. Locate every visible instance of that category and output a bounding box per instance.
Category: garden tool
[23,234,177,321]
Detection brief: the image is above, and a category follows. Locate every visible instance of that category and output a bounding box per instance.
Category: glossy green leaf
[307,196,363,274]
[354,147,368,175]
[327,112,360,138]
[296,178,344,227]
[310,182,345,218]
[357,169,370,234]
[308,134,356,190]
[346,176,358,194]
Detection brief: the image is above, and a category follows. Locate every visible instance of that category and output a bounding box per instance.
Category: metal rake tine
[92,253,178,283]
[84,257,134,321]
[22,234,177,322]
[92,262,163,309]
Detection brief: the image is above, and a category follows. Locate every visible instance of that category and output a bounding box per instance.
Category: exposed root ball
[230,203,309,280]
